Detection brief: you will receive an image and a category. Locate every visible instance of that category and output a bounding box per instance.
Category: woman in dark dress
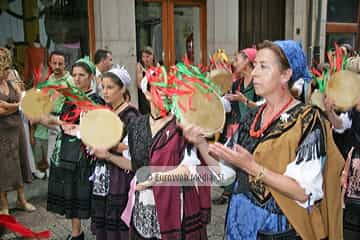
[215,48,260,205]
[92,71,211,240]
[39,58,104,240]
[90,68,140,240]
[188,40,343,239]
[0,47,34,215]
[136,47,158,115]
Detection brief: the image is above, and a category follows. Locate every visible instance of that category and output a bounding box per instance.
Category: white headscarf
[108,64,131,88]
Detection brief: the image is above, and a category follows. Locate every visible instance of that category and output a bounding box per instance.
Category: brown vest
[253,106,344,240]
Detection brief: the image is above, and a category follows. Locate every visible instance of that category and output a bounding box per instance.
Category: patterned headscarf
[274,40,311,83]
[0,47,12,74]
[241,48,257,63]
[76,56,96,75]
[108,64,131,88]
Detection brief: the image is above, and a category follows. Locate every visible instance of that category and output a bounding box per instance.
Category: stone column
[207,0,239,58]
[94,0,138,106]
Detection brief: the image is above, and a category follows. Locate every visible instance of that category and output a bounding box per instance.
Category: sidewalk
[2,179,227,240]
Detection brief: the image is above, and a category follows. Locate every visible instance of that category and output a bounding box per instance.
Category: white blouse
[284,127,325,208]
[333,112,352,133]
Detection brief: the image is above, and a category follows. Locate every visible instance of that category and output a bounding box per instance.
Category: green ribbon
[316,69,328,93]
[176,62,222,95]
[342,55,349,70]
[37,79,97,107]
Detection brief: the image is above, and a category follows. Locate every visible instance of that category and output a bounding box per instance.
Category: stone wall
[94,0,138,105]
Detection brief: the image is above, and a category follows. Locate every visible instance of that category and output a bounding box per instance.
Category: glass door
[172,5,201,64]
[135,0,165,65]
[135,0,206,67]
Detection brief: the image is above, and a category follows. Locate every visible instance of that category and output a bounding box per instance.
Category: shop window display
[0,0,90,88]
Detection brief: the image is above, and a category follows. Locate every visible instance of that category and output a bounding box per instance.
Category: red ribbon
[311,67,322,77]
[61,101,109,123]
[0,214,51,239]
[32,65,43,88]
[335,43,343,72]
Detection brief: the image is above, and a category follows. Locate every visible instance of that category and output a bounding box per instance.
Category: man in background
[93,49,113,97]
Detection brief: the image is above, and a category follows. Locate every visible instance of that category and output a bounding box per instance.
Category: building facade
[93,0,339,105]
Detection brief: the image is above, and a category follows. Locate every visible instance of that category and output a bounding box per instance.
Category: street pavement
[1,179,227,240]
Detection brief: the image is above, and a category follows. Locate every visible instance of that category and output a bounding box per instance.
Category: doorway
[135,0,207,67]
[238,0,285,49]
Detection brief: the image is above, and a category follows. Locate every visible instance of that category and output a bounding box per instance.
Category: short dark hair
[71,62,93,76]
[102,72,124,89]
[94,49,112,64]
[49,51,66,62]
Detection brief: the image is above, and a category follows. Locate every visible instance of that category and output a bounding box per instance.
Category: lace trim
[90,161,110,197]
[132,193,161,239]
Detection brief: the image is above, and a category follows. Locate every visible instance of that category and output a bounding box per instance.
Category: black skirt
[47,152,92,219]
[90,164,133,240]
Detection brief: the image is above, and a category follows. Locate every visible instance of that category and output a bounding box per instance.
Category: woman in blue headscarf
[184,40,344,239]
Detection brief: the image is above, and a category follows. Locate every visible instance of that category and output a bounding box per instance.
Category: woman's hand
[135,175,156,191]
[92,148,111,160]
[323,94,335,114]
[136,63,144,87]
[178,123,207,146]
[49,118,62,126]
[28,116,41,124]
[209,143,259,176]
[135,172,164,191]
[114,143,128,153]
[341,148,353,190]
[225,91,247,103]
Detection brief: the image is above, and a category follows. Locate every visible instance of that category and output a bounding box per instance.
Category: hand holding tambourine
[325,70,360,112]
[20,88,54,120]
[175,81,225,138]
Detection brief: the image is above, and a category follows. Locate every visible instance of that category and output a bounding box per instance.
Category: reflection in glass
[326,33,356,51]
[135,0,163,65]
[174,6,200,65]
[327,0,358,23]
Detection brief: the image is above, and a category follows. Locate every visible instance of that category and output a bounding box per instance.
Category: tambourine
[208,68,233,94]
[310,89,325,111]
[326,70,360,112]
[20,88,54,119]
[80,109,123,149]
[176,82,225,137]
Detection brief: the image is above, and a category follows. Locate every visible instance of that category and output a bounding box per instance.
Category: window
[0,0,94,86]
[326,0,360,50]
[238,0,285,50]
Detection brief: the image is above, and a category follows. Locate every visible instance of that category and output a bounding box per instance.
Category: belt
[257,229,300,240]
[241,191,283,215]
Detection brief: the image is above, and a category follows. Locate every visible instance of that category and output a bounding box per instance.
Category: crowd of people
[0,38,359,240]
